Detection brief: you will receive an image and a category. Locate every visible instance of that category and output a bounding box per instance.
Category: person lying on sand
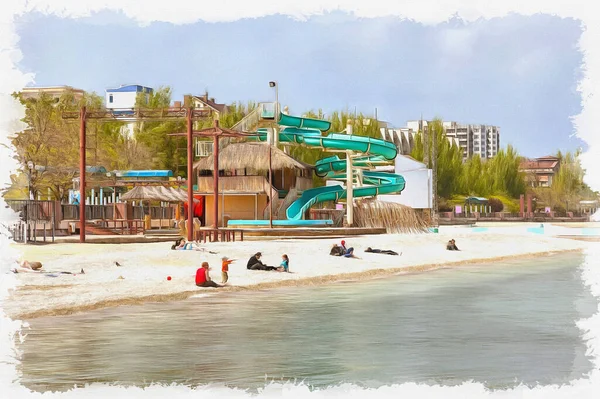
[10,260,43,273]
[196,262,223,288]
[246,252,278,271]
[365,247,401,256]
[171,238,217,254]
[446,239,460,251]
[21,260,43,270]
[173,238,193,250]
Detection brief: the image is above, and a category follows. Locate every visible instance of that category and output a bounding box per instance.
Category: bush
[438,198,453,212]
[553,204,566,214]
[490,194,521,213]
[488,197,504,212]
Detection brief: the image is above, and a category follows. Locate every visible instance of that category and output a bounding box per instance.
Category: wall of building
[378,169,432,209]
[204,194,267,226]
[106,91,139,109]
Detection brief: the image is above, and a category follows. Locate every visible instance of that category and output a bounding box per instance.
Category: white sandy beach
[1,225,594,321]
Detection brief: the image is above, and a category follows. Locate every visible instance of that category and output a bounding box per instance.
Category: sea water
[16,251,597,392]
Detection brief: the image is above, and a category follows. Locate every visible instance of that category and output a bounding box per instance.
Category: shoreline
[7,246,586,320]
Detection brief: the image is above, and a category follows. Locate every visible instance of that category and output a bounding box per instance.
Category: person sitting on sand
[340,240,355,258]
[196,262,223,288]
[330,244,345,256]
[246,252,278,271]
[365,247,400,256]
[446,239,460,251]
[277,254,290,272]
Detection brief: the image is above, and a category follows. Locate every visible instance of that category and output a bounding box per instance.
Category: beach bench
[194,228,244,243]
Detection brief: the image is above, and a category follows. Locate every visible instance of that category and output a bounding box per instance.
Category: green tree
[553,149,585,212]
[411,118,463,199]
[9,89,86,200]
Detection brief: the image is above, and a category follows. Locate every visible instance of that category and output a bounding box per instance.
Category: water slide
[227,113,405,226]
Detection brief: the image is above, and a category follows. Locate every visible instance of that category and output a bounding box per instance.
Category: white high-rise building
[406,120,500,161]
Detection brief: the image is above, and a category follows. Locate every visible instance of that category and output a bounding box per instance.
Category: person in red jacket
[195,262,223,288]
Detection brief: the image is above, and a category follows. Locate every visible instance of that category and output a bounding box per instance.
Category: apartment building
[20,86,85,102]
[405,120,500,161]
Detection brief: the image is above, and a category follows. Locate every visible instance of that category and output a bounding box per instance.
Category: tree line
[4,87,596,213]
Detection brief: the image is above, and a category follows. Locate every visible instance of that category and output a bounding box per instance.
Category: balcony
[195,141,214,158]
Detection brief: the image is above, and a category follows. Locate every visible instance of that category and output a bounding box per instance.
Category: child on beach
[221,256,234,283]
[277,254,290,272]
[196,262,223,288]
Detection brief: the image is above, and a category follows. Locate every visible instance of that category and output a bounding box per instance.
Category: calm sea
[16,251,597,392]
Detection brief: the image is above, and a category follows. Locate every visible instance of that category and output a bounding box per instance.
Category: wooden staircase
[84,222,120,235]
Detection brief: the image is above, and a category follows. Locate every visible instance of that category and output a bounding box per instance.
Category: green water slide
[227,113,405,226]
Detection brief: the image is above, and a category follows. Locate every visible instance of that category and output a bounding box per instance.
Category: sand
[1,226,592,320]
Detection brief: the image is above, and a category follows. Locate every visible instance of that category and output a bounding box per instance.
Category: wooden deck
[237,227,386,238]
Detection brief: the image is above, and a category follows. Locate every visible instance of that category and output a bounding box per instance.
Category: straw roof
[120,186,195,202]
[194,142,312,172]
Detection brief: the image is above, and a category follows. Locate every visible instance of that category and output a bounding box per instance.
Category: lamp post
[268,81,279,228]
[269,81,279,123]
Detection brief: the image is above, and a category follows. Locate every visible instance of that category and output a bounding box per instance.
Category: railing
[441,211,587,220]
[132,206,175,220]
[5,220,55,243]
[6,200,54,221]
[62,204,116,220]
[93,220,145,235]
[230,104,263,133]
[277,188,299,219]
[195,140,214,157]
[310,209,344,227]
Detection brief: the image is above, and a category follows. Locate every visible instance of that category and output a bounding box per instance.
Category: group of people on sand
[446,239,460,251]
[195,252,290,289]
[330,240,401,257]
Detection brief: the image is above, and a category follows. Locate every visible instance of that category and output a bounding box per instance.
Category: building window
[109,94,113,103]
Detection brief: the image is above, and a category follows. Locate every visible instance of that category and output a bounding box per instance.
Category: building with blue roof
[105,84,153,110]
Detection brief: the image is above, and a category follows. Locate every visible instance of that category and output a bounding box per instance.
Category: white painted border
[1,1,598,398]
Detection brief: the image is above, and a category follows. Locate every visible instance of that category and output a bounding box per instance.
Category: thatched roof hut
[193,142,312,172]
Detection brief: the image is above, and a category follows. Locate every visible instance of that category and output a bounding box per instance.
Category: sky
[14,10,585,158]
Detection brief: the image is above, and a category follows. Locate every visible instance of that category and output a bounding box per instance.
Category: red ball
[167,276,172,281]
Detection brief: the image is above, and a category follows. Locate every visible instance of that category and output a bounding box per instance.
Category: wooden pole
[79,106,86,243]
[269,143,273,228]
[432,120,438,227]
[213,120,220,229]
[346,120,354,226]
[187,106,194,241]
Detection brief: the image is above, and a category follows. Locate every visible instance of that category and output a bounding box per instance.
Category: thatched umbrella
[120,186,199,230]
[120,186,192,202]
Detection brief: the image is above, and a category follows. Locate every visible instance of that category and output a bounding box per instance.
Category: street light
[267,81,278,228]
[269,81,278,123]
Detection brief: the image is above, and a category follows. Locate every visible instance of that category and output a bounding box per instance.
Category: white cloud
[439,26,478,58]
